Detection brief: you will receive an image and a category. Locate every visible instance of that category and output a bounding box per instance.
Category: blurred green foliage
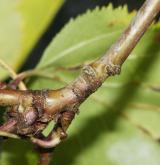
[0,0,64,79]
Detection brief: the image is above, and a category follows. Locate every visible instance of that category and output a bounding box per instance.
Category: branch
[0,0,159,151]
[27,0,160,148]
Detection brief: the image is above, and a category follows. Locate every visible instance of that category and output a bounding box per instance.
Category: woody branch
[0,0,159,149]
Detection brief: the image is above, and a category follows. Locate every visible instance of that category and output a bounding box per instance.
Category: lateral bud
[105,63,121,76]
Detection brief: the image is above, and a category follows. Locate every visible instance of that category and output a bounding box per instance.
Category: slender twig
[36,147,53,165]
[0,59,27,90]
[17,69,56,80]
[37,152,52,165]
[149,85,160,92]
[0,131,19,139]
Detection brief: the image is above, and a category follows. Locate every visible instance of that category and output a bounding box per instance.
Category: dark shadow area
[0,139,36,165]
[51,38,160,164]
[21,0,142,71]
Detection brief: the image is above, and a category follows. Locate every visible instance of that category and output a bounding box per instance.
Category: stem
[41,0,160,147]
[59,0,160,114]
[102,0,160,66]
[36,147,53,165]
[0,90,31,106]
[0,59,27,90]
[37,152,52,165]
[17,69,56,80]
[71,0,160,101]
[0,131,19,139]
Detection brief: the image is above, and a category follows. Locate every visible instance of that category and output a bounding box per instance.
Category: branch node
[105,63,121,76]
[82,65,97,83]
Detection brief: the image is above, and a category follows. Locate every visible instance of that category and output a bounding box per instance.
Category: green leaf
[0,0,64,79]
[53,118,160,165]
[37,4,134,69]
[28,4,160,164]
